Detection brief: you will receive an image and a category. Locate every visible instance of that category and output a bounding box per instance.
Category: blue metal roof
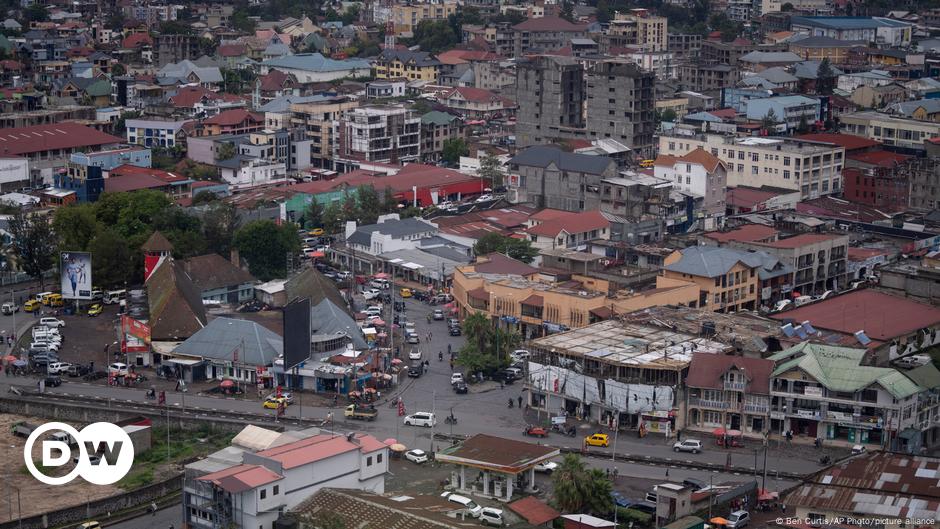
[261,53,370,72]
[791,16,912,29]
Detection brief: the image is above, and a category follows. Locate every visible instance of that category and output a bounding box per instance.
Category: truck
[11,421,37,438]
[344,404,378,421]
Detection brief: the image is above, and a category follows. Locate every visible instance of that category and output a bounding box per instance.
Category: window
[751,166,758,175]
[260,489,267,499]
[367,456,373,466]
[751,152,759,162]
[783,170,790,179]
[273,485,279,495]
[783,156,790,166]
[377,453,383,463]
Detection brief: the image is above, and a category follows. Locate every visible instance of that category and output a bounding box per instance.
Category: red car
[524,426,548,438]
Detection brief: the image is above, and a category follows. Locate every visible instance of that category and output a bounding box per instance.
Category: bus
[103,289,127,305]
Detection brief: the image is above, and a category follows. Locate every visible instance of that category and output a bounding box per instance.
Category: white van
[440,492,483,518]
[403,412,436,427]
[370,278,390,289]
[793,295,813,307]
[35,292,53,304]
[103,289,126,305]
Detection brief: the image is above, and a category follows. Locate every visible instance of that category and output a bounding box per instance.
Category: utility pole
[762,445,768,491]
[430,389,436,453]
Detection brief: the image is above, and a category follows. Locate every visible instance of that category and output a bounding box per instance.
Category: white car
[440,492,483,518]
[773,299,792,312]
[534,461,558,473]
[39,317,65,328]
[480,507,504,527]
[363,306,382,316]
[450,372,464,384]
[405,449,429,464]
[409,348,422,360]
[404,412,436,427]
[673,439,703,454]
[108,362,128,375]
[475,194,493,203]
[31,341,59,352]
[47,362,72,374]
[727,511,750,529]
[406,332,420,344]
[362,288,382,300]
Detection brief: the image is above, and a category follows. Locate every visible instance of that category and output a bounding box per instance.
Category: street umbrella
[710,518,729,526]
[2,355,17,362]
[758,490,779,502]
[727,429,743,437]
[310,251,325,258]
[12,360,26,367]
[383,438,397,445]
[389,443,407,452]
[220,379,235,388]
[391,358,403,365]
[373,272,390,279]
[381,373,392,380]
[348,391,361,397]
[712,427,726,437]
[372,318,386,326]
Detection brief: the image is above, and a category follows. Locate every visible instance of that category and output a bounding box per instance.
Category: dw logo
[24,422,135,485]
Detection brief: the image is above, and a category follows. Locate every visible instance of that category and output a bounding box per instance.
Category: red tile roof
[106,165,187,193]
[727,186,793,208]
[443,86,516,107]
[847,150,911,168]
[797,197,891,223]
[529,208,575,222]
[514,15,587,31]
[703,224,779,244]
[759,232,842,249]
[769,289,940,342]
[709,108,738,120]
[685,352,774,394]
[170,86,223,108]
[509,496,560,526]
[0,122,122,156]
[847,247,890,261]
[436,49,501,65]
[292,164,477,195]
[655,147,724,173]
[121,32,153,49]
[198,464,283,493]
[527,210,609,237]
[218,43,246,57]
[257,434,360,469]
[473,253,538,276]
[0,60,23,70]
[794,133,880,151]
[258,69,295,91]
[203,109,263,127]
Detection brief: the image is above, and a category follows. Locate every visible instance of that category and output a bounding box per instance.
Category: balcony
[689,398,735,410]
[724,381,747,391]
[744,402,769,414]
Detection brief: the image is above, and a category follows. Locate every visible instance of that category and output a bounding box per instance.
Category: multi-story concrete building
[156,34,199,67]
[653,148,728,226]
[501,16,588,57]
[661,246,763,312]
[289,96,360,170]
[126,118,193,149]
[335,105,421,169]
[839,112,940,152]
[788,36,867,63]
[390,0,459,34]
[729,232,849,294]
[515,57,655,154]
[767,342,929,450]
[700,40,788,66]
[790,16,913,47]
[744,95,821,133]
[677,63,740,92]
[419,111,464,163]
[658,131,845,199]
[372,49,440,82]
[611,9,668,51]
[668,33,703,60]
[506,146,619,210]
[685,353,774,437]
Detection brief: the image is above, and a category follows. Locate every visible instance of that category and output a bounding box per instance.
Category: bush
[616,507,653,526]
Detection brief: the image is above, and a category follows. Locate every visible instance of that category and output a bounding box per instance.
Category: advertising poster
[61,251,92,300]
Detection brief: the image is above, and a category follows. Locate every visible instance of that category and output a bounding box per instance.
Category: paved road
[107,505,180,529]
[0,293,833,477]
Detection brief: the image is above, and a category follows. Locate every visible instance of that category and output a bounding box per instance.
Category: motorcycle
[445,414,457,424]
[146,388,156,400]
[438,351,443,361]
[820,455,832,465]
[507,398,514,408]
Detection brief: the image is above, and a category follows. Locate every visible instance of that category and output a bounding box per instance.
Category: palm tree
[552,453,588,512]
[462,310,490,354]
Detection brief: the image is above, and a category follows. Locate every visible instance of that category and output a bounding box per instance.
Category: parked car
[1,302,18,315]
[450,373,464,384]
[585,433,610,447]
[727,511,750,529]
[406,332,420,344]
[683,478,707,491]
[524,425,548,437]
[108,362,128,375]
[363,306,382,316]
[403,412,436,427]
[432,309,444,320]
[39,317,65,328]
[453,381,468,394]
[264,392,294,404]
[43,376,62,387]
[534,461,558,473]
[362,288,382,300]
[262,397,288,409]
[409,348,422,360]
[673,439,703,454]
[611,491,631,508]
[87,303,103,316]
[440,492,482,518]
[31,341,58,352]
[46,362,72,375]
[449,326,461,336]
[479,507,504,527]
[399,288,413,298]
[446,318,460,328]
[405,449,429,464]
[772,299,792,312]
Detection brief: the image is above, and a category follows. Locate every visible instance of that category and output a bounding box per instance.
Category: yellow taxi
[400,288,413,298]
[308,228,325,236]
[263,396,288,409]
[639,159,655,168]
[47,293,64,307]
[87,303,103,317]
[585,433,610,447]
[24,299,41,312]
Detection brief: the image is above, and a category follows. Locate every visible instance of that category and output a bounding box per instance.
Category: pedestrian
[517,395,522,408]
[665,467,669,477]
[781,503,786,514]
[676,429,682,442]
[605,468,610,478]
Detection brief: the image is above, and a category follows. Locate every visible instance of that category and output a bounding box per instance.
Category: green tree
[217,142,236,161]
[52,204,100,251]
[816,57,836,95]
[381,186,399,213]
[24,3,49,22]
[761,108,779,132]
[158,20,194,35]
[341,193,359,223]
[477,153,505,188]
[552,454,614,514]
[781,2,794,10]
[111,63,127,76]
[106,12,125,31]
[234,220,300,281]
[658,108,678,123]
[88,228,133,288]
[473,233,538,263]
[560,0,575,22]
[231,10,256,32]
[596,0,612,23]
[461,6,485,24]
[305,197,324,229]
[456,311,520,373]
[192,190,219,206]
[796,114,810,133]
[203,201,239,255]
[341,4,361,25]
[408,19,459,54]
[9,211,56,288]
[441,137,469,165]
[356,185,382,225]
[322,201,343,234]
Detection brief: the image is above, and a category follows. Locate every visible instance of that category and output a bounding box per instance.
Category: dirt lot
[0,413,120,520]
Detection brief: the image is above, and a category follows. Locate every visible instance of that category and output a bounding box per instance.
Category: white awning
[403,262,424,270]
[388,258,404,264]
[165,357,203,366]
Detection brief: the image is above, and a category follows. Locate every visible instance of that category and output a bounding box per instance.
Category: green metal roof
[771,342,923,399]
[84,79,112,98]
[903,363,940,390]
[420,111,460,126]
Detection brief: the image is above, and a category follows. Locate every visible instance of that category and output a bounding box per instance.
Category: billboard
[283,298,311,371]
[120,315,151,353]
[61,252,92,300]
